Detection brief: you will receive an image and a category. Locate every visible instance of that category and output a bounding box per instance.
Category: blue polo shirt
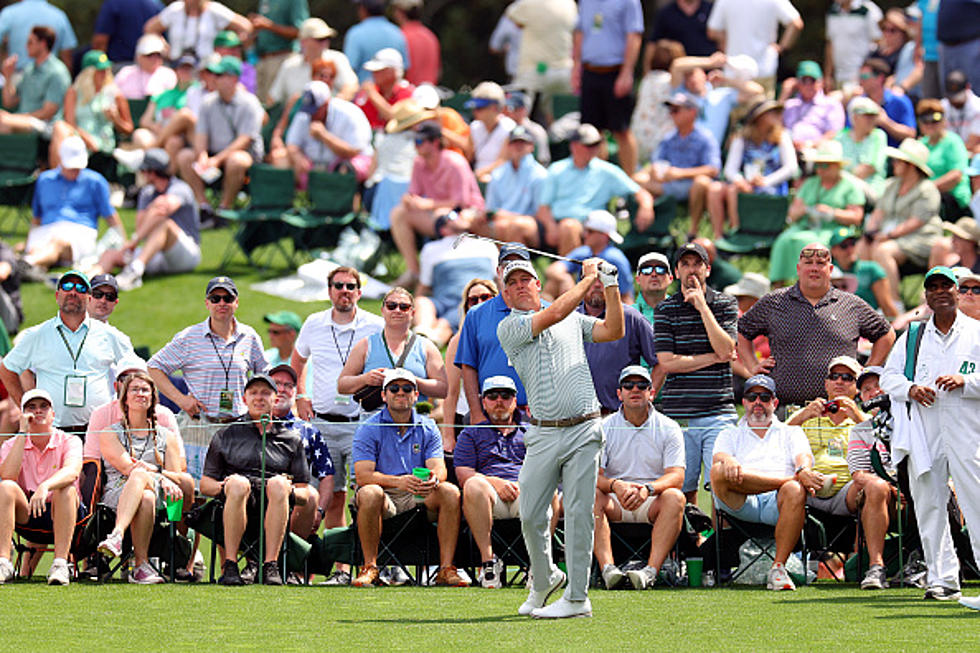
[454,419,527,483]
[32,168,114,230]
[351,407,442,477]
[454,294,529,406]
[343,16,410,82]
[576,0,644,66]
[655,125,721,171]
[93,0,164,62]
[580,304,658,411]
[486,153,548,215]
[539,157,640,221]
[563,243,634,297]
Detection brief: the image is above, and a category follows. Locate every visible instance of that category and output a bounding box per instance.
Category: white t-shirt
[706,0,801,77]
[601,407,685,483]
[825,0,883,85]
[943,92,980,145]
[419,235,498,295]
[267,50,358,105]
[712,417,811,478]
[471,115,516,171]
[158,1,236,61]
[506,0,578,75]
[294,307,384,416]
[285,98,374,167]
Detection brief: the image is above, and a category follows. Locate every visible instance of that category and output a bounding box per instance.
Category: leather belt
[316,412,358,423]
[529,411,601,428]
[583,63,621,74]
[205,415,238,424]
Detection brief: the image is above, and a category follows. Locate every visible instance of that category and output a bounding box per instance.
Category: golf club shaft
[456,233,581,265]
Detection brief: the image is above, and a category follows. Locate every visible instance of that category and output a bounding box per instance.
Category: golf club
[451,232,581,265]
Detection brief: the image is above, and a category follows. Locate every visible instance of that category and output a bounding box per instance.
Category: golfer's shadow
[338,614,523,625]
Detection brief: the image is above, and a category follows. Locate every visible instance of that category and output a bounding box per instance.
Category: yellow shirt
[801,415,853,494]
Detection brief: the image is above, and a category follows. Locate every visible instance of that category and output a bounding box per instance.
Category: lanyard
[57,325,89,371]
[208,332,234,389]
[330,324,356,366]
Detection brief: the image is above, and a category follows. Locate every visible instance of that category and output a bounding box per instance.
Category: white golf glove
[598,262,619,288]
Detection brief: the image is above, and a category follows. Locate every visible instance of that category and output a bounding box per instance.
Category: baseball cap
[924,265,958,285]
[498,242,530,263]
[213,55,242,77]
[857,366,884,388]
[82,50,111,71]
[245,373,277,392]
[465,81,506,109]
[140,148,170,174]
[954,265,980,286]
[90,273,118,292]
[59,136,88,169]
[414,120,442,141]
[57,269,90,289]
[508,125,534,143]
[505,91,530,110]
[213,30,242,49]
[175,53,198,68]
[392,0,423,8]
[569,123,602,146]
[582,210,623,244]
[501,260,538,283]
[618,365,652,384]
[482,375,517,394]
[828,355,862,376]
[135,34,167,57]
[383,368,417,389]
[944,70,968,103]
[21,388,53,410]
[637,252,670,270]
[364,48,404,72]
[299,81,331,113]
[206,276,238,297]
[264,310,303,332]
[829,226,860,248]
[268,363,298,384]
[744,374,776,394]
[724,272,770,299]
[673,242,710,267]
[663,92,698,110]
[113,356,148,380]
[847,96,881,117]
[796,60,822,80]
[412,83,441,110]
[298,17,336,40]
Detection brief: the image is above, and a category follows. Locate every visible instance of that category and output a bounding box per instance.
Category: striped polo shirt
[149,318,268,418]
[653,286,738,419]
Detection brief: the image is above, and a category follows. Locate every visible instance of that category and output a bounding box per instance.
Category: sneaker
[286,572,305,585]
[319,569,351,586]
[958,595,980,611]
[113,147,145,171]
[518,568,566,616]
[434,565,469,587]
[240,558,259,584]
[129,562,165,584]
[626,565,658,590]
[766,563,796,591]
[15,258,48,284]
[192,550,206,582]
[218,560,244,586]
[386,565,411,586]
[924,585,962,601]
[860,564,889,590]
[97,531,123,559]
[601,563,625,589]
[116,264,143,291]
[352,565,381,587]
[262,561,283,586]
[532,597,592,619]
[0,557,13,584]
[478,556,504,589]
[47,558,71,586]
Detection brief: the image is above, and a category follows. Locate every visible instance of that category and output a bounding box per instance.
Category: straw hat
[744,97,784,124]
[942,217,980,243]
[885,138,933,177]
[805,140,846,164]
[385,99,437,134]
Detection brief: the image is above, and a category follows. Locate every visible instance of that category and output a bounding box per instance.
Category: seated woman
[96,371,193,584]
[829,227,900,319]
[768,141,864,285]
[836,96,888,203]
[707,97,798,239]
[930,216,980,272]
[856,138,943,308]
[916,99,972,220]
[115,34,178,100]
[49,50,133,167]
[336,287,448,407]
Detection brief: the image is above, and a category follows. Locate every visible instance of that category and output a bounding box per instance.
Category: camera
[824,400,840,414]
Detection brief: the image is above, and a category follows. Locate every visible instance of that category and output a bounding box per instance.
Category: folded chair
[0,131,40,235]
[710,507,807,586]
[715,193,790,256]
[217,164,297,269]
[350,504,438,585]
[281,170,360,259]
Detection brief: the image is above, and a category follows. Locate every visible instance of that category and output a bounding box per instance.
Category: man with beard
[710,374,817,591]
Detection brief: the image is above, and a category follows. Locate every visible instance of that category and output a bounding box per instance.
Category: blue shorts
[662,179,693,200]
[715,490,780,526]
[682,411,738,493]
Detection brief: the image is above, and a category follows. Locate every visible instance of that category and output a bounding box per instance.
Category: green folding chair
[281,170,360,259]
[715,193,790,255]
[0,131,40,236]
[620,194,678,265]
[217,164,296,269]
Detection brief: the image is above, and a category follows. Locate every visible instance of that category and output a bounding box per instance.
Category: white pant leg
[944,436,980,567]
[557,423,602,602]
[908,450,961,590]
[519,426,563,592]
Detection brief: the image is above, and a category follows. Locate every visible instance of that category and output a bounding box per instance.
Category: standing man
[87,274,119,323]
[344,0,410,83]
[0,270,134,435]
[497,257,624,619]
[291,266,383,585]
[392,0,440,86]
[0,0,76,72]
[632,252,673,325]
[249,0,309,102]
[880,266,980,608]
[263,310,303,367]
[573,0,644,175]
[654,242,738,505]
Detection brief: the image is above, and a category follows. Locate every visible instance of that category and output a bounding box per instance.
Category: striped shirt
[654,287,738,418]
[454,419,527,482]
[149,318,268,418]
[497,309,600,421]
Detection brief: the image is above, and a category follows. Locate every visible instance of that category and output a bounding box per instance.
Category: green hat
[829,226,860,248]
[213,30,242,49]
[264,310,303,332]
[81,50,111,71]
[208,55,242,77]
[57,269,91,289]
[924,266,957,285]
[796,60,822,80]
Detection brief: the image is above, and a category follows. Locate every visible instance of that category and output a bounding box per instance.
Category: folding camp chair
[805,506,859,582]
[715,193,790,256]
[281,170,360,259]
[710,507,807,585]
[459,518,531,587]
[350,504,438,585]
[217,163,297,269]
[620,194,678,265]
[0,131,40,235]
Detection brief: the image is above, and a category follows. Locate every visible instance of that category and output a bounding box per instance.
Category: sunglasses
[959,286,980,295]
[836,239,857,249]
[92,289,117,301]
[60,281,89,294]
[385,301,412,312]
[467,293,493,307]
[386,383,416,394]
[484,390,516,401]
[639,265,668,276]
[620,380,651,391]
[859,72,876,80]
[208,294,236,304]
[414,137,434,146]
[827,372,855,382]
[331,281,358,291]
[744,391,774,403]
[800,248,831,262]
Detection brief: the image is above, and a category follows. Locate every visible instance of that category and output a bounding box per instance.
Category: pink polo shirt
[408,149,485,210]
[0,430,82,496]
[84,401,182,461]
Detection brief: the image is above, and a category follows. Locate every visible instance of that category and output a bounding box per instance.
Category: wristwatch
[794,464,810,476]
[644,482,657,496]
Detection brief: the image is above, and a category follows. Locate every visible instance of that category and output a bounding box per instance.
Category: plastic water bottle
[703,570,715,587]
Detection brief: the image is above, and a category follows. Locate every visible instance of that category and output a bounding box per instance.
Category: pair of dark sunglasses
[208,294,235,304]
[467,293,493,307]
[385,301,412,312]
[91,289,117,301]
[827,372,855,382]
[638,265,668,276]
[484,390,515,401]
[620,380,651,391]
[744,392,773,403]
[800,248,831,262]
[331,281,358,291]
[959,286,980,295]
[386,383,416,394]
[60,281,89,294]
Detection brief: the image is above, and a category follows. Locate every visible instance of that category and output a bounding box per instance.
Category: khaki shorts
[356,487,436,519]
[610,492,656,524]
[491,486,521,520]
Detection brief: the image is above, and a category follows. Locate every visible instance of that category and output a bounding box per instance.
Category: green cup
[165,496,183,522]
[412,467,430,500]
[687,557,703,587]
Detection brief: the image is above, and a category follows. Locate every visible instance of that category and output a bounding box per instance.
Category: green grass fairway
[2,582,978,651]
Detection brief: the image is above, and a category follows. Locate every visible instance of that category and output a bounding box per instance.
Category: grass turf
[1,581,978,650]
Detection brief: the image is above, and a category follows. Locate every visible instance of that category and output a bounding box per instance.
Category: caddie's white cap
[383,368,417,389]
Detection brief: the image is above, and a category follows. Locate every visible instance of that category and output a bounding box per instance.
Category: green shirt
[17,55,70,118]
[633,291,658,326]
[920,131,971,209]
[255,0,309,56]
[836,258,886,309]
[835,126,887,197]
[796,173,865,217]
[152,83,194,122]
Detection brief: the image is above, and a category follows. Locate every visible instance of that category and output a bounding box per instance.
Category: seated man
[454,376,528,588]
[594,366,685,591]
[176,55,264,220]
[633,93,720,237]
[98,149,202,291]
[0,25,71,135]
[537,124,655,255]
[350,369,467,587]
[200,373,312,586]
[21,137,126,276]
[544,210,634,302]
[503,91,549,166]
[780,60,845,152]
[709,374,818,591]
[389,120,484,287]
[466,81,516,182]
[785,355,893,588]
[0,389,83,586]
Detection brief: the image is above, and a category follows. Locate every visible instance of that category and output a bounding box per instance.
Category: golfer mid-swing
[497,257,624,619]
